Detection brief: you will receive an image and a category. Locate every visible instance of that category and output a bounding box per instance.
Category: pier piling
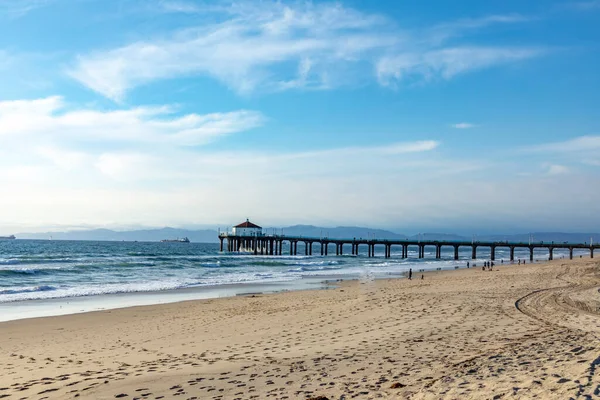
[218,233,600,263]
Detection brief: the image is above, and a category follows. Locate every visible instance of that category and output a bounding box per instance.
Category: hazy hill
[18,228,217,243]
[480,232,599,244]
[15,227,600,244]
[407,233,468,241]
[266,225,407,240]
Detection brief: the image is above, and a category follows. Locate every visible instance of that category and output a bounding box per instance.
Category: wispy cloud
[0,96,446,184]
[157,0,202,14]
[68,2,542,101]
[0,96,264,146]
[451,122,477,129]
[0,0,51,18]
[0,50,11,69]
[565,1,600,10]
[427,14,531,44]
[2,99,599,230]
[527,135,600,153]
[376,47,544,87]
[524,135,600,171]
[545,164,569,175]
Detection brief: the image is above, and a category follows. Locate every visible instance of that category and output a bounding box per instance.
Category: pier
[218,233,598,262]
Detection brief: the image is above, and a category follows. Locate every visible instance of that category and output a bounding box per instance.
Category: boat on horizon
[160,237,190,243]
[0,235,16,240]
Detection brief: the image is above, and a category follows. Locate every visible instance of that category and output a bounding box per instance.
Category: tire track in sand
[513,263,600,398]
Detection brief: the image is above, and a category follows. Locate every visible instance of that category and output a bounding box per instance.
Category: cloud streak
[524,135,600,171]
[0,0,51,18]
[566,1,600,10]
[0,96,264,146]
[526,135,600,153]
[67,2,543,100]
[451,122,477,129]
[0,95,446,184]
[376,47,544,87]
[1,96,599,231]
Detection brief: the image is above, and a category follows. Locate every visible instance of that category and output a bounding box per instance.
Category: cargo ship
[160,237,190,243]
[0,235,16,240]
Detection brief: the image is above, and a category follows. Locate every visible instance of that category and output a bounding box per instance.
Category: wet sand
[1,257,599,399]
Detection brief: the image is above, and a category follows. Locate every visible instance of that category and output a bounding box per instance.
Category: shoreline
[0,276,339,323]
[0,255,575,324]
[1,256,599,399]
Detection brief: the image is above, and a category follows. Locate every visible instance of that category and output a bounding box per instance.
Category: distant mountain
[18,228,218,243]
[407,233,468,241]
[15,227,600,245]
[266,225,407,240]
[478,232,599,244]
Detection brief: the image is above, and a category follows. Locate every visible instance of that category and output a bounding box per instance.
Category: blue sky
[0,0,599,234]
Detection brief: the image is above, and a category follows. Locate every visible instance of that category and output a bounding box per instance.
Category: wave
[247,261,290,267]
[0,268,54,276]
[0,257,80,266]
[0,285,56,295]
[287,265,343,272]
[0,273,298,303]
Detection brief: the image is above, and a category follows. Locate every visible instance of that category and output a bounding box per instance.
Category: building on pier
[232,219,262,236]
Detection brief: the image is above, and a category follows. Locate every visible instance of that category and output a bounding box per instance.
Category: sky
[0,0,599,234]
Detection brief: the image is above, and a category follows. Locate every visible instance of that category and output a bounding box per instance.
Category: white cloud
[95,153,156,180]
[0,0,50,18]
[426,14,530,44]
[566,1,600,10]
[36,146,89,170]
[376,47,543,87]
[545,164,569,175]
[0,50,11,68]
[157,0,202,14]
[451,122,477,129]
[1,97,599,231]
[0,96,264,146]
[67,2,542,100]
[0,95,447,186]
[68,2,394,100]
[523,136,600,171]
[527,135,600,153]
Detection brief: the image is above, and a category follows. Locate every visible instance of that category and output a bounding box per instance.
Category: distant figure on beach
[518,259,521,265]
[409,268,413,280]
[421,274,424,280]
[467,261,470,268]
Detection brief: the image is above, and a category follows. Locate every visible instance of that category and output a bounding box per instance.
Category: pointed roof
[234,219,262,229]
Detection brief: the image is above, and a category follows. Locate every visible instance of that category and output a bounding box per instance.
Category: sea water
[0,239,586,320]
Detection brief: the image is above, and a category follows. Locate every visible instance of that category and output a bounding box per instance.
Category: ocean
[0,239,586,320]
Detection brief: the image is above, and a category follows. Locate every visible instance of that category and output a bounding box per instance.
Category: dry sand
[1,257,600,399]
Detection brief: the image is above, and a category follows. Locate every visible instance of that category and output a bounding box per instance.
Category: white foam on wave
[0,270,301,303]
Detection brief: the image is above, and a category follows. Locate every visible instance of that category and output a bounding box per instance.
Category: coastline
[1,253,560,323]
[1,256,599,399]
[0,276,337,323]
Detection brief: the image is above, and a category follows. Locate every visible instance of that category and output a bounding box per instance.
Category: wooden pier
[219,233,598,262]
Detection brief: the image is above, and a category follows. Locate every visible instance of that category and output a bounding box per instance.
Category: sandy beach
[1,257,599,399]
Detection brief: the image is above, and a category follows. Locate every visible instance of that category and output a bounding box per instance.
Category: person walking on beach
[409,268,413,280]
